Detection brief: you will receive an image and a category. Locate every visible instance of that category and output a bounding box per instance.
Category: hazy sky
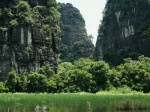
[56,0,107,44]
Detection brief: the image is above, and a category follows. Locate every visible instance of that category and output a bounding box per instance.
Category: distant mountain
[94,0,150,65]
[58,3,94,62]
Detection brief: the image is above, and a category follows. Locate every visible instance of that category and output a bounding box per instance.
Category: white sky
[56,0,107,45]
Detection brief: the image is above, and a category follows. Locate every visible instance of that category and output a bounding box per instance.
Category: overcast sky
[56,0,107,45]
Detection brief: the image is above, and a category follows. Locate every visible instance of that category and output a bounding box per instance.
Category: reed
[0,92,150,111]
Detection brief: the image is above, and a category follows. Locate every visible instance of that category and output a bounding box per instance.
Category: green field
[0,93,150,112]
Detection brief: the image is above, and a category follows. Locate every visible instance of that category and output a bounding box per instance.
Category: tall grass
[0,92,150,111]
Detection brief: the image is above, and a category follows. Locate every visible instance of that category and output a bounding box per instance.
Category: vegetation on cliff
[94,0,150,65]
[0,0,61,81]
[58,3,94,62]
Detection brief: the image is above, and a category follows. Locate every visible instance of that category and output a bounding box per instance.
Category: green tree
[27,72,48,92]
[89,61,110,90]
[49,61,97,93]
[117,56,150,92]
[59,62,74,71]
[47,79,57,93]
[15,74,27,92]
[5,70,17,93]
[53,69,70,92]
[88,34,94,42]
[47,0,56,7]
[74,58,94,71]
[16,1,33,25]
[38,64,55,78]
[109,68,122,88]
[67,69,97,92]
[0,82,8,92]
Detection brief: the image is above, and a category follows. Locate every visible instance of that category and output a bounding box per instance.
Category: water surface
[0,106,150,112]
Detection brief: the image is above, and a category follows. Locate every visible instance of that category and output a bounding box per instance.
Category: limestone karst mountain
[94,0,150,65]
[58,3,94,62]
[0,0,60,81]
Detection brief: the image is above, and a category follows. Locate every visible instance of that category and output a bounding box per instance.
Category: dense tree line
[0,56,150,93]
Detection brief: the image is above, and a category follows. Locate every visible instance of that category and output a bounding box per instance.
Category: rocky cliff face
[94,0,150,65]
[58,3,94,62]
[0,0,60,81]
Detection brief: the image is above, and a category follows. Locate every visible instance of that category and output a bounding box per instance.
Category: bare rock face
[94,0,150,65]
[0,0,60,81]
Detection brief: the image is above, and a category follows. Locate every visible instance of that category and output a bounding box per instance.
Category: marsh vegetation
[0,93,150,112]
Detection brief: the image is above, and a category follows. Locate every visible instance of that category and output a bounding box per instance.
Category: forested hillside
[94,0,150,65]
[58,3,94,62]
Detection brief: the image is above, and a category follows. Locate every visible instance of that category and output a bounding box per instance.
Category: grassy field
[0,92,150,111]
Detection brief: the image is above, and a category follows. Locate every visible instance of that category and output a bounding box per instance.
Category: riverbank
[0,92,150,111]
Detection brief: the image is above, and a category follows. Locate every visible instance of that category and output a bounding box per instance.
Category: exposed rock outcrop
[94,0,150,65]
[0,0,60,81]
